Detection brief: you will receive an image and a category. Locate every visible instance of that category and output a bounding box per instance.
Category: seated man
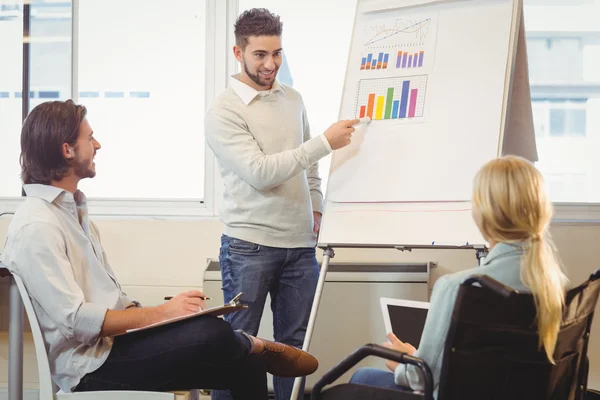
[2,100,318,400]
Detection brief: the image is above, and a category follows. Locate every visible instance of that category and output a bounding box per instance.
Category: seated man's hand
[383,332,417,372]
[159,290,206,319]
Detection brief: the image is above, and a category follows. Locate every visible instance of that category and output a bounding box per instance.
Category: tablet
[380,297,430,347]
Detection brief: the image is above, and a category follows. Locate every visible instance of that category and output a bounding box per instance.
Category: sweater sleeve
[303,106,326,214]
[205,101,331,192]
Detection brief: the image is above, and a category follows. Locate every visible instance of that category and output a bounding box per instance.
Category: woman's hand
[383,332,417,372]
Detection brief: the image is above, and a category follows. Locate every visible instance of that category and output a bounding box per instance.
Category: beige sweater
[204,78,331,248]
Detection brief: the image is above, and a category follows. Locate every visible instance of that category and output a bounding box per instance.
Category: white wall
[1,218,599,390]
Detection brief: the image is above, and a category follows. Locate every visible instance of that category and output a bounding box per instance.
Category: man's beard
[244,61,277,89]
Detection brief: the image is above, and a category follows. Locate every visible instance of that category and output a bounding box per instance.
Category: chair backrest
[437,270,600,400]
[13,274,57,399]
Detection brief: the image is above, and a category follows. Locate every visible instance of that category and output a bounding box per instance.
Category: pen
[164,296,211,301]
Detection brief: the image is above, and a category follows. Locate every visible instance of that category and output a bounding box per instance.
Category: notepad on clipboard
[116,292,247,336]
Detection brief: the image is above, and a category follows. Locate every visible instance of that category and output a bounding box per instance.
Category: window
[525,0,600,203]
[77,0,206,199]
[0,0,207,204]
[0,0,23,197]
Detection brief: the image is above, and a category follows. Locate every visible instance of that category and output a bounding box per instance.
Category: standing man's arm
[205,105,358,191]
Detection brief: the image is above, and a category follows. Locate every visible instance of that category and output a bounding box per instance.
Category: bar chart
[360,52,390,70]
[396,50,425,69]
[355,75,428,120]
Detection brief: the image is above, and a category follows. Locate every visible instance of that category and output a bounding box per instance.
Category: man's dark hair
[234,8,283,50]
[20,100,87,185]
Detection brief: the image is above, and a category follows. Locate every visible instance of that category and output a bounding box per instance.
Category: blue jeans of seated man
[212,235,320,400]
[350,368,411,392]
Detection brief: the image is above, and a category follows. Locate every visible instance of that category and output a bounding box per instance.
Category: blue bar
[79,91,100,98]
[392,100,400,119]
[402,53,407,68]
[408,55,413,68]
[399,80,410,118]
[130,91,150,98]
[377,53,384,65]
[361,57,367,68]
[383,53,389,64]
[0,92,9,98]
[371,59,377,68]
[104,91,124,98]
[367,53,373,64]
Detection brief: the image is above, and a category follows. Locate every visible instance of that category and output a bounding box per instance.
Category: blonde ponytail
[472,155,569,363]
[521,235,568,363]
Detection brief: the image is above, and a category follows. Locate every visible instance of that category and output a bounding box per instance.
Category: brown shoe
[255,338,318,377]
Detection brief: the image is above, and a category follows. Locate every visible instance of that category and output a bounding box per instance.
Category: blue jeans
[350,368,411,392]
[213,235,319,400]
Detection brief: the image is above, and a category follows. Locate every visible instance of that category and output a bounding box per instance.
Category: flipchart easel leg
[289,247,335,400]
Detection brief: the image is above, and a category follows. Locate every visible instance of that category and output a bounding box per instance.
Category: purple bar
[418,52,424,67]
[408,88,418,118]
[396,52,401,68]
[402,52,407,68]
[413,53,418,67]
[408,55,413,68]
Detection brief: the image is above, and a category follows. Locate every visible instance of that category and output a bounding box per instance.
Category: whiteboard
[319,0,525,247]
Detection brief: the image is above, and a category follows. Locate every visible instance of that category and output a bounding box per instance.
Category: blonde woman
[350,155,569,396]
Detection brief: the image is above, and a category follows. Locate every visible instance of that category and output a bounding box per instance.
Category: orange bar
[376,62,382,69]
[366,63,370,70]
[366,93,375,118]
[359,105,366,118]
[383,63,388,69]
[360,65,365,70]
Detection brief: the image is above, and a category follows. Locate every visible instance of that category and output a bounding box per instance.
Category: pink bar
[408,88,418,118]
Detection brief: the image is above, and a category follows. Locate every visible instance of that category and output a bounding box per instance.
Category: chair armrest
[311,344,433,400]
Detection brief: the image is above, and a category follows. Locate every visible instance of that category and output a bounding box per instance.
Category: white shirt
[2,184,137,392]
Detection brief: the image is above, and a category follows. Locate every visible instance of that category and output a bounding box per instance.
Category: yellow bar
[375,96,385,120]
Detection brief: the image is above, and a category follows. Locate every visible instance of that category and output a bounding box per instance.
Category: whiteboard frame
[319,0,525,250]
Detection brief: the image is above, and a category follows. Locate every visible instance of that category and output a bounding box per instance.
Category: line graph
[364,17,435,50]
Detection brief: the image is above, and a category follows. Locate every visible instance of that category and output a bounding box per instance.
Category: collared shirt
[228,74,332,152]
[2,184,136,393]
[394,242,531,397]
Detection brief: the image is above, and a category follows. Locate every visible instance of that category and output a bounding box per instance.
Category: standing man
[204,8,357,400]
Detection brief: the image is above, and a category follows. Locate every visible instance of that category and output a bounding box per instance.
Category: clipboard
[115,292,247,336]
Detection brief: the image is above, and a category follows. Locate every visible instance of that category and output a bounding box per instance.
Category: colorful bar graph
[361,52,391,71]
[408,88,418,118]
[366,93,375,118]
[392,100,400,119]
[396,50,425,69]
[375,96,385,119]
[355,75,427,121]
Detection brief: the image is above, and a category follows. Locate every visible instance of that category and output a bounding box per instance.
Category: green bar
[384,87,394,119]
